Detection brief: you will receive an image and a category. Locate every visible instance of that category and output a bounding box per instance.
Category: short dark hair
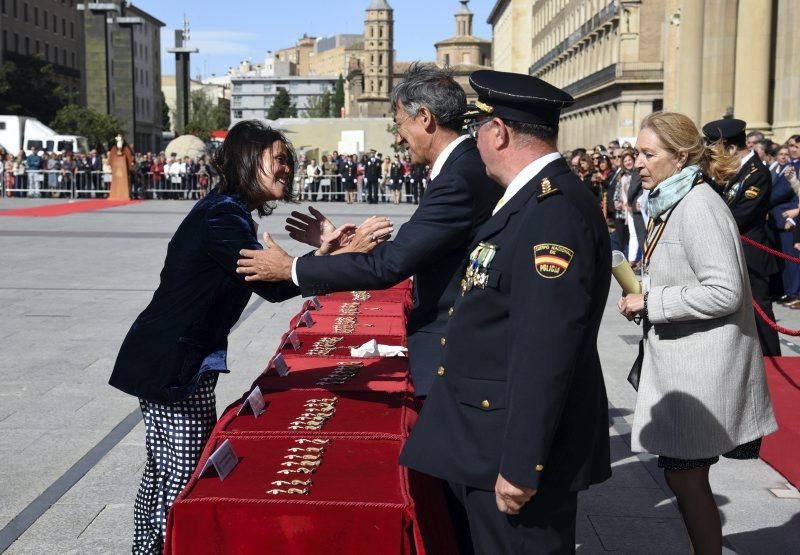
[391,62,466,132]
[213,120,296,217]
[504,119,558,146]
[788,134,800,144]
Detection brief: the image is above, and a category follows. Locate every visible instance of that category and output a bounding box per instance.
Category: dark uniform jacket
[109,191,300,404]
[295,139,503,395]
[365,157,381,181]
[723,154,778,278]
[400,157,612,492]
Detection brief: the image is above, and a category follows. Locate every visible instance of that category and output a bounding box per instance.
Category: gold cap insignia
[474,100,494,114]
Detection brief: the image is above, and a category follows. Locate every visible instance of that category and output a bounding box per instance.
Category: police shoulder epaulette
[537,177,561,201]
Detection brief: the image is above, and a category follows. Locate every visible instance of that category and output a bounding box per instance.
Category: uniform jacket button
[535,464,544,472]
[448,307,454,317]
[481,399,490,409]
[437,366,445,376]
[440,337,446,347]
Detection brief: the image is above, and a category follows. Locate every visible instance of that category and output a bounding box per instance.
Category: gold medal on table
[462,242,497,294]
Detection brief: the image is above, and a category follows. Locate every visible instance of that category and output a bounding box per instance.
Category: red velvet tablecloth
[165,282,457,554]
[165,435,422,555]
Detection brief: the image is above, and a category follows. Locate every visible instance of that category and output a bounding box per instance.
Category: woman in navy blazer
[110,121,302,553]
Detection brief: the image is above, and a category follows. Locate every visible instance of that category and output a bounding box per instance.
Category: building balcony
[529,0,619,75]
[562,62,663,98]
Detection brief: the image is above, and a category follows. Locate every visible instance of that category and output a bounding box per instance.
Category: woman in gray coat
[618,112,777,555]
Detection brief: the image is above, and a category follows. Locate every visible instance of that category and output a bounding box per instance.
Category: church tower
[358,0,394,117]
[455,0,473,37]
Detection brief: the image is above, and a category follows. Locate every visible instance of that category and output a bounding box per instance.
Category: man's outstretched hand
[237,232,294,282]
[285,206,336,248]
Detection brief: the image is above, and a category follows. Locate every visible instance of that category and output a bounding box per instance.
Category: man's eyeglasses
[465,118,491,140]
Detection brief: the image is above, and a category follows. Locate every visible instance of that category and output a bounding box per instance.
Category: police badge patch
[533,243,573,278]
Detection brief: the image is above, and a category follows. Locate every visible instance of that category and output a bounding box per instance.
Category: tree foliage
[0,55,69,123]
[386,123,405,154]
[184,89,229,141]
[159,89,171,130]
[306,91,332,118]
[267,87,297,120]
[50,105,123,151]
[332,75,345,118]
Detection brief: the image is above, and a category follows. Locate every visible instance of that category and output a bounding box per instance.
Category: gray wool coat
[632,182,778,459]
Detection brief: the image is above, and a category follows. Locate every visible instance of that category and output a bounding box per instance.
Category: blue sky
[131,0,495,78]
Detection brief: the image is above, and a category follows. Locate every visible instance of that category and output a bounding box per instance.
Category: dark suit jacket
[400,157,612,492]
[365,158,381,181]
[109,191,300,403]
[724,155,778,278]
[768,165,798,231]
[295,138,503,395]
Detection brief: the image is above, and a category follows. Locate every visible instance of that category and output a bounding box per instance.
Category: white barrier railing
[0,170,427,203]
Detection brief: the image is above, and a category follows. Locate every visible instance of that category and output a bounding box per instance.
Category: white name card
[237,385,266,417]
[268,353,290,377]
[310,296,322,310]
[297,310,314,328]
[282,330,301,351]
[199,439,239,481]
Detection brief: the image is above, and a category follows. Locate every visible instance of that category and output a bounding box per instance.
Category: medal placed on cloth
[462,242,497,294]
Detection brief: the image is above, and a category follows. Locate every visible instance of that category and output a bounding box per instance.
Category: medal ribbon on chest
[462,242,497,294]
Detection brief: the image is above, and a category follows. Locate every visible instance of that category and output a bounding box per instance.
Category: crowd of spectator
[297,150,430,205]
[1,145,433,204]
[562,140,646,266]
[0,146,218,200]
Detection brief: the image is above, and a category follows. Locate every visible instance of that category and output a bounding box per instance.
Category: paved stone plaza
[0,199,797,553]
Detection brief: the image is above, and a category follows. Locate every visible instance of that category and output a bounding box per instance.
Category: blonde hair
[639,112,740,186]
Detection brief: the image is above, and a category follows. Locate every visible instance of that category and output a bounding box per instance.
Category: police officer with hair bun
[702,118,780,356]
[400,70,611,554]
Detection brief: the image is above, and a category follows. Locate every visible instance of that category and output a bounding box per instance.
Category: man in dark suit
[399,70,612,553]
[703,118,780,356]
[364,149,381,204]
[236,63,503,397]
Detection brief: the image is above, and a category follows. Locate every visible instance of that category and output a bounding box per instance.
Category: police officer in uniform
[702,118,781,356]
[365,150,381,204]
[400,70,612,553]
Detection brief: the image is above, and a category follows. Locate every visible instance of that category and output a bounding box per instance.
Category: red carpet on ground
[0,199,141,217]
[760,356,800,488]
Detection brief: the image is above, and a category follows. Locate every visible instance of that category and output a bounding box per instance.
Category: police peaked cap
[702,118,747,145]
[464,70,574,128]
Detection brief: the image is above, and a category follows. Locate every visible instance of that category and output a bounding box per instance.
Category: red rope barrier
[740,235,800,264]
[752,299,800,336]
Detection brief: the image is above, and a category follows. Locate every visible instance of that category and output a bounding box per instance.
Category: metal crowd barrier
[0,170,426,203]
[297,173,426,203]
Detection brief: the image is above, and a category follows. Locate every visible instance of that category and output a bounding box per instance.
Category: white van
[0,115,88,154]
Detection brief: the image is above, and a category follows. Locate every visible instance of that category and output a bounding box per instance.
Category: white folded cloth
[350,339,407,358]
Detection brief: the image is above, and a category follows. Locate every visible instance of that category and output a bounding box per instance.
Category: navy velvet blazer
[109,191,300,403]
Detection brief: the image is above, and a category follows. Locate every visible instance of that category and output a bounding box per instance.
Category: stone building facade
[0,0,86,104]
[489,0,800,148]
[80,1,164,151]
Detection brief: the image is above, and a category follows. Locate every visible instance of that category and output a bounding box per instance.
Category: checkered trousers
[133,372,218,554]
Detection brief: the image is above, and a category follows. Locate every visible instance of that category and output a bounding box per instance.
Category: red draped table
[165,281,455,554]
